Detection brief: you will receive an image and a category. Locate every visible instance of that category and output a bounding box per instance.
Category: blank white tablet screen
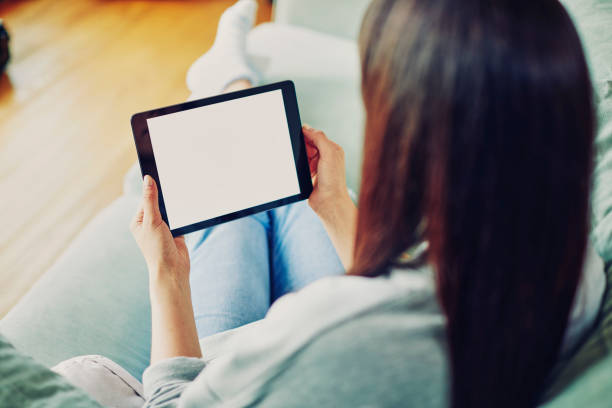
[147,89,300,230]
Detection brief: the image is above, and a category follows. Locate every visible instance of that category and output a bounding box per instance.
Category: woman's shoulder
[257,292,449,407]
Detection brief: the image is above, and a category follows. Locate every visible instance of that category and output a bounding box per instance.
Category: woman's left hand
[130,175,190,282]
[130,175,201,363]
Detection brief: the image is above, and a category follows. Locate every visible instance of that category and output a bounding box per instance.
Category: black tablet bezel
[131,80,312,237]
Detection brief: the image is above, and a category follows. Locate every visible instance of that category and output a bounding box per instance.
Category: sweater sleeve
[142,357,206,407]
[0,334,102,407]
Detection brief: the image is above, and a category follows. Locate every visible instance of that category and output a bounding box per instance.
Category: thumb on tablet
[142,175,162,226]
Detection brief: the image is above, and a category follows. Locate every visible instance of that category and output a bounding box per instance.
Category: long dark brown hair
[352,0,595,407]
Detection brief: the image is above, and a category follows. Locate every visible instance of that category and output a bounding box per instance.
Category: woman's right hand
[303,125,350,215]
[302,125,357,269]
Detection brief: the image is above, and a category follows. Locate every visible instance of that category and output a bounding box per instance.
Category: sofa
[0,0,610,406]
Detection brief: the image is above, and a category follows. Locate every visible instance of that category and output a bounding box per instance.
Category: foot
[186,0,260,97]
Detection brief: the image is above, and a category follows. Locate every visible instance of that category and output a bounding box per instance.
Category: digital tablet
[131,80,312,236]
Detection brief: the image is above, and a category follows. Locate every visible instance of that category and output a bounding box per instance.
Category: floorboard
[0,0,272,317]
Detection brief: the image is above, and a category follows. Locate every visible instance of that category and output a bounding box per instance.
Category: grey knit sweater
[143,268,450,407]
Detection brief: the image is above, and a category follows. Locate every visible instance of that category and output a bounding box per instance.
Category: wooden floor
[0,0,272,317]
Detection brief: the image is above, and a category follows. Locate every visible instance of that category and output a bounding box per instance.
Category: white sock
[186,0,260,97]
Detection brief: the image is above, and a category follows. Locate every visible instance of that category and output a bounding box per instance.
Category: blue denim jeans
[186,200,344,338]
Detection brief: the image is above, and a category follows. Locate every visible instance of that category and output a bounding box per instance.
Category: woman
[46,0,601,407]
[119,0,601,407]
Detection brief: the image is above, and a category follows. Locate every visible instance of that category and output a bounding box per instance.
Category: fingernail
[144,175,153,187]
[303,124,312,130]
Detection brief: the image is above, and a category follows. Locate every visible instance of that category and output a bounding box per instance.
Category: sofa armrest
[0,195,151,382]
[273,0,371,41]
[247,23,365,193]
